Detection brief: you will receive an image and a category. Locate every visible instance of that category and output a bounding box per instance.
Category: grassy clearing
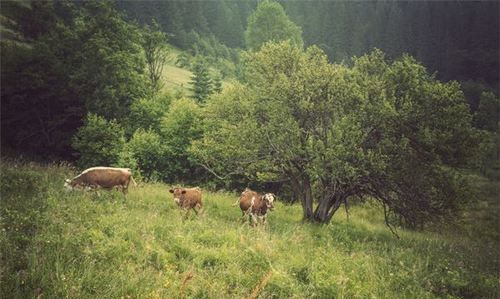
[161,47,193,95]
[162,63,193,93]
[1,161,499,298]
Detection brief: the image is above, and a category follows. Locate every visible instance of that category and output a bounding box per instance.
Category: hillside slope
[161,48,193,94]
[1,161,499,298]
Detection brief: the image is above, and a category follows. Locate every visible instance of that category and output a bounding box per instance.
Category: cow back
[77,167,131,188]
[239,189,259,212]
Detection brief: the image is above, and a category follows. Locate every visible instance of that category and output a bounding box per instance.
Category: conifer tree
[189,58,213,103]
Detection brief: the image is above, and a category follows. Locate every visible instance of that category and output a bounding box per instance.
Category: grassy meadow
[1,160,499,299]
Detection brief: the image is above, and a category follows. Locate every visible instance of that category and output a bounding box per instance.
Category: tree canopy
[192,42,479,226]
[244,1,303,50]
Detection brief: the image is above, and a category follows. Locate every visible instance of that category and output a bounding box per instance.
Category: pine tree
[189,58,213,103]
[212,74,223,94]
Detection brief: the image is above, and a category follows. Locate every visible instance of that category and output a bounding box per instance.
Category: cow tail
[130,175,137,187]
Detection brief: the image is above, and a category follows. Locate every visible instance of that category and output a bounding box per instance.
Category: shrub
[126,94,171,135]
[122,128,167,181]
[72,113,125,169]
[160,98,204,183]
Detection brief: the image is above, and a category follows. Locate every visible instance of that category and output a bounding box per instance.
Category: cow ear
[65,179,71,183]
[181,190,187,194]
[169,189,174,193]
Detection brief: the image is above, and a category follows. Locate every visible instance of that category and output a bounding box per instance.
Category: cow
[237,188,275,225]
[64,167,137,195]
[169,187,203,217]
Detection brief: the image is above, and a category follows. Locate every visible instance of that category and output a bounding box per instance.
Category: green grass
[1,161,499,298]
[161,47,193,95]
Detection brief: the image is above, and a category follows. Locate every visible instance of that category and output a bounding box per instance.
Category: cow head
[169,188,186,205]
[64,179,74,191]
[262,193,275,210]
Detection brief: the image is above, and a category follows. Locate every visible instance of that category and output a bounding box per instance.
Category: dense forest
[1,0,499,224]
[117,0,499,90]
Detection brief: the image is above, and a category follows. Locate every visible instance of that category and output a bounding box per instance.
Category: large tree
[244,0,302,50]
[1,1,148,158]
[192,42,478,227]
[142,20,170,92]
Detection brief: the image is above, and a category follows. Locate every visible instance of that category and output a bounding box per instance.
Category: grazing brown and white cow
[64,167,137,195]
[169,187,203,216]
[237,188,275,225]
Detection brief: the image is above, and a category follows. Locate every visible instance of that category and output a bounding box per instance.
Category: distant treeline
[117,0,499,90]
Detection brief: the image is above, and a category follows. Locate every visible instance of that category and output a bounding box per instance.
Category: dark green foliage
[470,92,500,178]
[73,1,148,121]
[72,114,125,169]
[189,58,213,103]
[117,1,499,89]
[474,92,500,132]
[0,2,83,159]
[1,1,148,159]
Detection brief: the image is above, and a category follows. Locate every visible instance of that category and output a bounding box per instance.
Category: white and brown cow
[169,187,203,216]
[64,167,137,195]
[238,188,275,225]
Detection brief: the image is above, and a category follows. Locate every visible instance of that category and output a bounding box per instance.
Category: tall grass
[1,161,499,298]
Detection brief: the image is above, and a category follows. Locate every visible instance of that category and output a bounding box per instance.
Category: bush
[72,113,125,169]
[121,128,167,181]
[126,94,171,135]
[160,98,204,183]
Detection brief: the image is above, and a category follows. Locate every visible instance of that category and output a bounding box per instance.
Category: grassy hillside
[1,161,499,298]
[161,47,193,94]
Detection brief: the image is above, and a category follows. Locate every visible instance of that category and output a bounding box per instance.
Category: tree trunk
[288,171,314,221]
[313,192,347,223]
[300,176,314,220]
[313,194,332,223]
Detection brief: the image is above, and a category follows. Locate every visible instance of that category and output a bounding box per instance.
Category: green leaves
[195,42,478,225]
[244,1,303,51]
[121,128,165,181]
[72,114,125,169]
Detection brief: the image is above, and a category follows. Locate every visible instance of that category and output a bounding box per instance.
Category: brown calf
[169,187,203,216]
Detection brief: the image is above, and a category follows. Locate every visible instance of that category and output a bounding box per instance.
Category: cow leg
[123,180,130,195]
[344,198,349,221]
[184,209,191,219]
[250,213,258,226]
[195,203,203,216]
